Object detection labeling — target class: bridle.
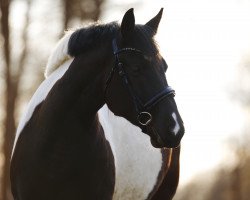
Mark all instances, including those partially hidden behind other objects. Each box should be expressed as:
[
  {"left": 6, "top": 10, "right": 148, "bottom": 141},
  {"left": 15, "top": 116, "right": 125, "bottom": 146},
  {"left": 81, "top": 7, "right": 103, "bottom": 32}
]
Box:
[{"left": 105, "top": 39, "right": 175, "bottom": 127}]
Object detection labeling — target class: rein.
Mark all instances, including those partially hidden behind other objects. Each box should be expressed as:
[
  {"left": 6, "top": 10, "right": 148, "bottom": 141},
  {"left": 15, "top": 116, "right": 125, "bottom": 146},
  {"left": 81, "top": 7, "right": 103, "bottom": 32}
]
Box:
[{"left": 105, "top": 39, "right": 175, "bottom": 127}]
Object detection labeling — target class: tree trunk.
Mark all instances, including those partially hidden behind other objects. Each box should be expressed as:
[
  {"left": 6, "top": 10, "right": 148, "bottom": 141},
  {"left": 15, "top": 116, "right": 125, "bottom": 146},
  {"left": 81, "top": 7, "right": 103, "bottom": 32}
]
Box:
[
  {"left": 62, "top": 0, "right": 104, "bottom": 30},
  {"left": 63, "top": 0, "right": 71, "bottom": 30},
  {"left": 0, "top": 0, "right": 105, "bottom": 199},
  {"left": 0, "top": 0, "right": 15, "bottom": 199},
  {"left": 0, "top": 0, "right": 31, "bottom": 199}
]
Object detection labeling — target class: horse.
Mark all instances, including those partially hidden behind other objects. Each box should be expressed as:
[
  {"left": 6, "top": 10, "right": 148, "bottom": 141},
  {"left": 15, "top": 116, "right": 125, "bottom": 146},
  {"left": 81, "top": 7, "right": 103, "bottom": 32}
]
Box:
[{"left": 10, "top": 8, "right": 184, "bottom": 200}]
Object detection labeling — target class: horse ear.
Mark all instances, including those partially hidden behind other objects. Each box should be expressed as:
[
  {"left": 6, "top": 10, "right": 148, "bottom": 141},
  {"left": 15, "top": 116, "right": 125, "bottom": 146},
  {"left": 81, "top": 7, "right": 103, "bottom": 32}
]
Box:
[
  {"left": 145, "top": 8, "right": 163, "bottom": 34},
  {"left": 121, "top": 8, "right": 135, "bottom": 39}
]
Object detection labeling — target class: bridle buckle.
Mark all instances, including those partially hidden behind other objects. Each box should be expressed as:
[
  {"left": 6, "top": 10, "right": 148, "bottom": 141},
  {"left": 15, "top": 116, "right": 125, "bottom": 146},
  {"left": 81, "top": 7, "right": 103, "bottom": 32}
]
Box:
[{"left": 138, "top": 112, "right": 152, "bottom": 126}]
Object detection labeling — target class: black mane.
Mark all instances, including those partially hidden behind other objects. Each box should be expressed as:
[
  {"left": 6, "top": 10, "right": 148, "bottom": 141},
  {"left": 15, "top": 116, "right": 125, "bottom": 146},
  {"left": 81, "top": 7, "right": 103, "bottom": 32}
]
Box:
[
  {"left": 68, "top": 22, "right": 119, "bottom": 57},
  {"left": 68, "top": 22, "right": 159, "bottom": 57}
]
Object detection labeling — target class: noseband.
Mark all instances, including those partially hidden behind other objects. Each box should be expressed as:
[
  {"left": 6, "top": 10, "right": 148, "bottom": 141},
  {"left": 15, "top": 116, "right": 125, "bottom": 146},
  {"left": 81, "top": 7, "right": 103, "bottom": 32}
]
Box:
[{"left": 105, "top": 39, "right": 175, "bottom": 127}]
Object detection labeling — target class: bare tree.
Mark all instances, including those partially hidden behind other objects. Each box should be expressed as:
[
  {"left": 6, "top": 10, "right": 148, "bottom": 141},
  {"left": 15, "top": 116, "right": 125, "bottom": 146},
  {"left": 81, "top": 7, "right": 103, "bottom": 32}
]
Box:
[
  {"left": 0, "top": 0, "right": 14, "bottom": 199},
  {"left": 0, "top": 0, "right": 31, "bottom": 199},
  {"left": 63, "top": 0, "right": 104, "bottom": 30},
  {"left": 0, "top": 0, "right": 106, "bottom": 199}
]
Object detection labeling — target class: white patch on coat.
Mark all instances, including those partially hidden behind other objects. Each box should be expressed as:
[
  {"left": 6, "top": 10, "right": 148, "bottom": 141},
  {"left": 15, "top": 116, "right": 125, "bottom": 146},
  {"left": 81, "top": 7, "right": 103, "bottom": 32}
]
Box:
[
  {"left": 172, "top": 112, "right": 180, "bottom": 136},
  {"left": 99, "top": 105, "right": 162, "bottom": 200},
  {"left": 44, "top": 31, "right": 73, "bottom": 78},
  {"left": 12, "top": 59, "right": 74, "bottom": 157}
]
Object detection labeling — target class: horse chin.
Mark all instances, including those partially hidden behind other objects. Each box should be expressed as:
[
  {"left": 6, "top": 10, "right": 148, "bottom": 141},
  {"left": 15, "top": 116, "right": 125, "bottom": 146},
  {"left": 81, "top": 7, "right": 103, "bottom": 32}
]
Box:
[
  {"left": 150, "top": 137, "right": 180, "bottom": 149},
  {"left": 150, "top": 137, "right": 165, "bottom": 148},
  {"left": 150, "top": 134, "right": 180, "bottom": 148},
  {"left": 142, "top": 126, "right": 181, "bottom": 148}
]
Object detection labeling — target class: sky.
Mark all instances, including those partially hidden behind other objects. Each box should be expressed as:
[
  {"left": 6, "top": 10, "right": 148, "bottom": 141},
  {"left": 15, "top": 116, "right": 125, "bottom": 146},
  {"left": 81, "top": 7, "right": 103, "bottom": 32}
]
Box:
[{"left": 103, "top": 0, "right": 250, "bottom": 185}]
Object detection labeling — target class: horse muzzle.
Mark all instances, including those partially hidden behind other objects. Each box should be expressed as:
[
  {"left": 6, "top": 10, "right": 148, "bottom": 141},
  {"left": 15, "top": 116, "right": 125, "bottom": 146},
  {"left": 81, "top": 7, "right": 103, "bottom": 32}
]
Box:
[{"left": 145, "top": 124, "right": 184, "bottom": 149}]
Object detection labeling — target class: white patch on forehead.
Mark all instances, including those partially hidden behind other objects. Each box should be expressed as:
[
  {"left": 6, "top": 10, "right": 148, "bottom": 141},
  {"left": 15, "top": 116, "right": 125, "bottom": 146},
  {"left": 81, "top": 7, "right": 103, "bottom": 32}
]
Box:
[
  {"left": 99, "top": 105, "right": 162, "bottom": 200},
  {"left": 12, "top": 59, "right": 74, "bottom": 157},
  {"left": 172, "top": 112, "right": 180, "bottom": 136},
  {"left": 44, "top": 31, "right": 73, "bottom": 78}
]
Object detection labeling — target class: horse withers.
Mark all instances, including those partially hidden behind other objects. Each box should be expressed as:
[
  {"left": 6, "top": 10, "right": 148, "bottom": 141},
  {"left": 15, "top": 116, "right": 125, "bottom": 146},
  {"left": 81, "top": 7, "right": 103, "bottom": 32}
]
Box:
[{"left": 11, "top": 8, "right": 184, "bottom": 200}]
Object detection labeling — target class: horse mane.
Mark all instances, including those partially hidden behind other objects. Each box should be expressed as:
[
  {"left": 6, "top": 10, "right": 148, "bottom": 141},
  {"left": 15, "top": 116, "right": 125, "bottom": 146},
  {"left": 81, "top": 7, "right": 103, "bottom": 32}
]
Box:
[
  {"left": 68, "top": 22, "right": 119, "bottom": 57},
  {"left": 44, "top": 22, "right": 119, "bottom": 78},
  {"left": 44, "top": 22, "right": 158, "bottom": 78},
  {"left": 44, "top": 31, "right": 73, "bottom": 78}
]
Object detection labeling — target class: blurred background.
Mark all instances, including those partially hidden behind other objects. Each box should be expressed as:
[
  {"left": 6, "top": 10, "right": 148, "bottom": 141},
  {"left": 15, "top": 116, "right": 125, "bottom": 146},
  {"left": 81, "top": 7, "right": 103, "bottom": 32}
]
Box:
[{"left": 0, "top": 0, "right": 250, "bottom": 199}]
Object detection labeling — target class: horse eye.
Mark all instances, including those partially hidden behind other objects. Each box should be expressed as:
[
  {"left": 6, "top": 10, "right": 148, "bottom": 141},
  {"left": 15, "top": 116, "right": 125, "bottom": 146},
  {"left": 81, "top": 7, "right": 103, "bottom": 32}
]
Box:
[
  {"left": 144, "top": 55, "right": 152, "bottom": 62},
  {"left": 131, "top": 65, "right": 140, "bottom": 73}
]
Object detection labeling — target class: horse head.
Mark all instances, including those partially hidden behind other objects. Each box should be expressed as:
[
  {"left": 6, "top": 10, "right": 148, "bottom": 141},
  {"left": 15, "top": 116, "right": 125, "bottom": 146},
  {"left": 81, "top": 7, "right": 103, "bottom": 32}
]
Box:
[{"left": 105, "top": 8, "right": 185, "bottom": 148}]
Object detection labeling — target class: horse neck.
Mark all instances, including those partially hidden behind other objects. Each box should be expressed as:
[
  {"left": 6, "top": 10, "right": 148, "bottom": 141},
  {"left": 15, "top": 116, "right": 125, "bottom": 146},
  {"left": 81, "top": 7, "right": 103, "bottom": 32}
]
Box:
[{"left": 41, "top": 48, "right": 112, "bottom": 126}]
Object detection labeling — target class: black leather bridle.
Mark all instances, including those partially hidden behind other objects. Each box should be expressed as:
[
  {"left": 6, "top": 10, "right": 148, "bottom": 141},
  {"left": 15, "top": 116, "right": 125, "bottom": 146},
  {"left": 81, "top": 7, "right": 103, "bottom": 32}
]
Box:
[{"left": 105, "top": 39, "right": 175, "bottom": 127}]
